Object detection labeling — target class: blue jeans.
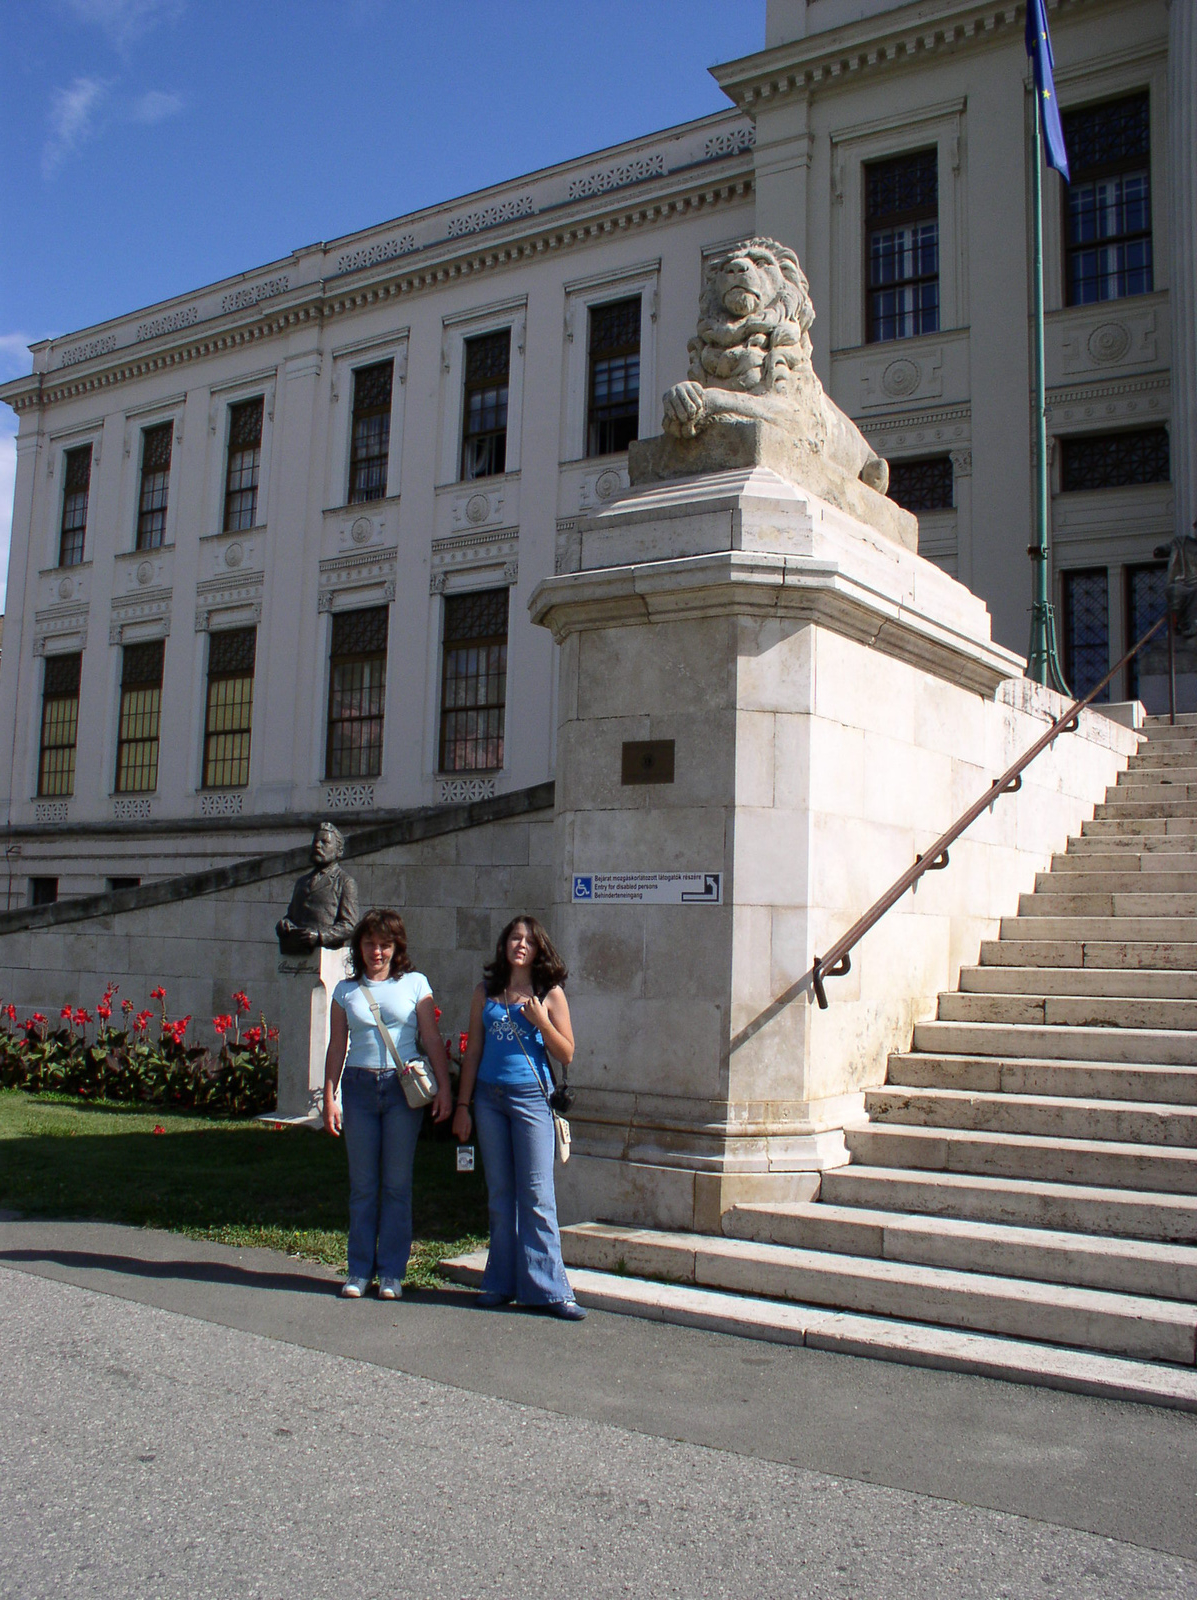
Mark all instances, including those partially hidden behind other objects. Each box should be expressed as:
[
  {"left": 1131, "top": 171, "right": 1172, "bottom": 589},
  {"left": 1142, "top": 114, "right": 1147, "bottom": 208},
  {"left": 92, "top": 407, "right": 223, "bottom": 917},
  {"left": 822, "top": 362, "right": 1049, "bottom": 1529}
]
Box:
[
  {"left": 340, "top": 1067, "right": 425, "bottom": 1282},
  {"left": 474, "top": 1079, "right": 573, "bottom": 1305}
]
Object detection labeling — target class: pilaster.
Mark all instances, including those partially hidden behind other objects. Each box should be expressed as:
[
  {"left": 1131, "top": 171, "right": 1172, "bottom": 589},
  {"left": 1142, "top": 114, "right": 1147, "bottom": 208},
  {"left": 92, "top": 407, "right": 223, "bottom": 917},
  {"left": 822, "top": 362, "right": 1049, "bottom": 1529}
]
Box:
[{"left": 1168, "top": 0, "right": 1197, "bottom": 541}]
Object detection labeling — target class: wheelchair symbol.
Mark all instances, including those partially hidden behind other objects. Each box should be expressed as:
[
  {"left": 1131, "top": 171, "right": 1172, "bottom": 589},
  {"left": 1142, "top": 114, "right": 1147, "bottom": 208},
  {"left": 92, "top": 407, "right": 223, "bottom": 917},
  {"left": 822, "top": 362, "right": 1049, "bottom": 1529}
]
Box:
[{"left": 572, "top": 876, "right": 594, "bottom": 901}]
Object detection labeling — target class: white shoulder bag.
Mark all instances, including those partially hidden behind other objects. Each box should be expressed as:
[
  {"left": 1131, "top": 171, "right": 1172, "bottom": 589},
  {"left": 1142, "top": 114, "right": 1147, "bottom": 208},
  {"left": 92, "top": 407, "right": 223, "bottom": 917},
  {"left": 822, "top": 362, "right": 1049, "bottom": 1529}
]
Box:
[{"left": 361, "top": 987, "right": 437, "bottom": 1108}]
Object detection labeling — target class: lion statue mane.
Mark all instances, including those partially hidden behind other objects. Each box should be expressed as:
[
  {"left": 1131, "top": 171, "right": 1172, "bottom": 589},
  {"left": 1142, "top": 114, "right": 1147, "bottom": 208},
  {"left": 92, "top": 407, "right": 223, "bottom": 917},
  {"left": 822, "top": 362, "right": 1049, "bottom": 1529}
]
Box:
[{"left": 661, "top": 237, "right": 889, "bottom": 495}]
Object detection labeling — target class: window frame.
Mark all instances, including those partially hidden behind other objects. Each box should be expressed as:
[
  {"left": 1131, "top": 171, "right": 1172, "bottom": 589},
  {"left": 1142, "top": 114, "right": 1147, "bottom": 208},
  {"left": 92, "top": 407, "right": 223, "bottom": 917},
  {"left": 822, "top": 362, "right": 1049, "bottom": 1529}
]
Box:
[
  {"left": 222, "top": 396, "right": 265, "bottom": 533},
  {"left": 37, "top": 652, "right": 82, "bottom": 799},
  {"left": 438, "top": 298, "right": 526, "bottom": 486},
  {"left": 585, "top": 295, "right": 642, "bottom": 459},
  {"left": 1058, "top": 426, "right": 1170, "bottom": 492},
  {"left": 135, "top": 420, "right": 174, "bottom": 551},
  {"left": 325, "top": 606, "right": 389, "bottom": 781},
  {"left": 863, "top": 146, "right": 941, "bottom": 345},
  {"left": 1061, "top": 91, "right": 1153, "bottom": 308},
  {"left": 114, "top": 638, "right": 166, "bottom": 795},
  {"left": 885, "top": 455, "right": 955, "bottom": 513},
  {"left": 201, "top": 626, "right": 257, "bottom": 790},
  {"left": 437, "top": 586, "right": 509, "bottom": 775},
  {"left": 347, "top": 359, "right": 394, "bottom": 505},
  {"left": 1061, "top": 567, "right": 1111, "bottom": 704},
  {"left": 459, "top": 329, "right": 511, "bottom": 482},
  {"left": 58, "top": 444, "right": 93, "bottom": 569}
]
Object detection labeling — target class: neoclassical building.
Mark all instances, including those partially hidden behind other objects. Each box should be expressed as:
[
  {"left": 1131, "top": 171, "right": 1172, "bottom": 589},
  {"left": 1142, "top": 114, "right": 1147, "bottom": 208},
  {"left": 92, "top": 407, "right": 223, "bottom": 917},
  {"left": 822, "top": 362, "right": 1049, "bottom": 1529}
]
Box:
[{"left": 0, "top": 0, "right": 1191, "bottom": 903}]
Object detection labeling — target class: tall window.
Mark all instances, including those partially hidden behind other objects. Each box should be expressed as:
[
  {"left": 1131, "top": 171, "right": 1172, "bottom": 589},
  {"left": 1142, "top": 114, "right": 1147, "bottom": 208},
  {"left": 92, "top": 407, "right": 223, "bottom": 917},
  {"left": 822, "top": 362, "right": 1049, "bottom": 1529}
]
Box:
[
  {"left": 886, "top": 456, "right": 954, "bottom": 513},
  {"left": 223, "top": 397, "right": 263, "bottom": 531},
  {"left": 202, "top": 627, "right": 256, "bottom": 789},
  {"left": 326, "top": 607, "right": 388, "bottom": 779},
  {"left": 37, "top": 652, "right": 82, "bottom": 798},
  {"left": 348, "top": 360, "right": 393, "bottom": 504},
  {"left": 587, "top": 297, "right": 640, "bottom": 457},
  {"left": 115, "top": 639, "right": 165, "bottom": 793},
  {"left": 1062, "top": 569, "right": 1109, "bottom": 703},
  {"left": 1126, "top": 563, "right": 1166, "bottom": 707},
  {"left": 135, "top": 422, "right": 173, "bottom": 550},
  {"left": 1063, "top": 92, "right": 1152, "bottom": 305},
  {"left": 865, "top": 148, "right": 939, "bottom": 343},
  {"left": 1059, "top": 427, "right": 1169, "bottom": 491},
  {"left": 461, "top": 330, "right": 510, "bottom": 480},
  {"left": 439, "top": 588, "right": 508, "bottom": 773},
  {"left": 58, "top": 445, "right": 92, "bottom": 567}
]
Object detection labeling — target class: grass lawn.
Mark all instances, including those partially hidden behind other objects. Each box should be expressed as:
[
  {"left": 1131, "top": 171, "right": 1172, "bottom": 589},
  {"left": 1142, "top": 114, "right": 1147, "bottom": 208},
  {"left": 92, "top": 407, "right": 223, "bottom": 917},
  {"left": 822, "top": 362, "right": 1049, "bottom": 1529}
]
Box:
[{"left": 0, "top": 1089, "right": 488, "bottom": 1287}]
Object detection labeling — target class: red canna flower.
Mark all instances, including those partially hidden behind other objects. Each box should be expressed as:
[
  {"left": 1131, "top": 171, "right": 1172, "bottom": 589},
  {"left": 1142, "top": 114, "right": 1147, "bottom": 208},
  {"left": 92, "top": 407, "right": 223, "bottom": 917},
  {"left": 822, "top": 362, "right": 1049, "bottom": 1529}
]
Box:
[
  {"left": 121, "top": 999, "right": 134, "bottom": 1015},
  {"left": 61, "top": 1004, "right": 73, "bottom": 1021},
  {"left": 96, "top": 1003, "right": 112, "bottom": 1022},
  {"left": 132, "top": 1010, "right": 153, "bottom": 1034},
  {"left": 434, "top": 1005, "right": 443, "bottom": 1021},
  {"left": 266, "top": 1025, "right": 279, "bottom": 1042},
  {"left": 3, "top": 1003, "right": 16, "bottom": 1023},
  {"left": 459, "top": 1032, "right": 470, "bottom": 1057},
  {"left": 150, "top": 986, "right": 166, "bottom": 1001},
  {"left": 74, "top": 1009, "right": 92, "bottom": 1026},
  {"left": 28, "top": 1013, "right": 46, "bottom": 1027},
  {"left": 152, "top": 1125, "right": 165, "bottom": 1135},
  {"left": 212, "top": 1015, "right": 233, "bottom": 1036},
  {"left": 243, "top": 1025, "right": 262, "bottom": 1047},
  {"left": 232, "top": 991, "right": 251, "bottom": 1014}
]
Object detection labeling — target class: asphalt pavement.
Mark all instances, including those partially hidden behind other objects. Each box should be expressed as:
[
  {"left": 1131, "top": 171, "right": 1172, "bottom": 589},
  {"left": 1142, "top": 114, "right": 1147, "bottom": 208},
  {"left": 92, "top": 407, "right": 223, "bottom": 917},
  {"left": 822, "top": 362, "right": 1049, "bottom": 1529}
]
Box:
[{"left": 1, "top": 1215, "right": 1195, "bottom": 1599}]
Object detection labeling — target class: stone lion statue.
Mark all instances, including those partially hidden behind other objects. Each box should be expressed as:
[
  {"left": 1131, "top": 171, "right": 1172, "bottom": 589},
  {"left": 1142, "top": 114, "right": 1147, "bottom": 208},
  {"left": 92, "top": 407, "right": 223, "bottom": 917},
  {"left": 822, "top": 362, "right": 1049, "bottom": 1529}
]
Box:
[{"left": 662, "top": 237, "right": 889, "bottom": 495}]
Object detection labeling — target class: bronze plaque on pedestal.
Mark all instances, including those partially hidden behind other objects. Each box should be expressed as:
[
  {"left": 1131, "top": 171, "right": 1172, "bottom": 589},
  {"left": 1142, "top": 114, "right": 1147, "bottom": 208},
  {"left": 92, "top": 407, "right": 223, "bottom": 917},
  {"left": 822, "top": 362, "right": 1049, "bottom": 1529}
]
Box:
[{"left": 621, "top": 739, "right": 675, "bottom": 785}]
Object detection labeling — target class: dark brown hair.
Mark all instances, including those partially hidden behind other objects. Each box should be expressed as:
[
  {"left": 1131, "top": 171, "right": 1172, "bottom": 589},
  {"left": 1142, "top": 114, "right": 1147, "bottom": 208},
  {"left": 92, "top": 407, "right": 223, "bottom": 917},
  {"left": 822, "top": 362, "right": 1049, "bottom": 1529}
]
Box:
[
  {"left": 484, "top": 915, "right": 567, "bottom": 998},
  {"left": 349, "top": 908, "right": 414, "bottom": 980}
]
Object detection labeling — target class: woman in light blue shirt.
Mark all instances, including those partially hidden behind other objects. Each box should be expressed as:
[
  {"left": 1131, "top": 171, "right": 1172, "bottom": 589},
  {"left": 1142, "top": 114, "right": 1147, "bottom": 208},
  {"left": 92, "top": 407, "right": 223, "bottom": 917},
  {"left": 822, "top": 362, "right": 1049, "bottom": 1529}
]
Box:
[{"left": 323, "top": 908, "right": 451, "bottom": 1299}]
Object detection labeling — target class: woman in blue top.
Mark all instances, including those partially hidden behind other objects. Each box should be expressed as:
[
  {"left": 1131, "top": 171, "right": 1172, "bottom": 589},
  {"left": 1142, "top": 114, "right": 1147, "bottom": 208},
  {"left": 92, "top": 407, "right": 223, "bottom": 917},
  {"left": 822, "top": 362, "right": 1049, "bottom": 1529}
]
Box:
[
  {"left": 323, "top": 908, "right": 451, "bottom": 1299},
  {"left": 452, "top": 915, "right": 585, "bottom": 1319}
]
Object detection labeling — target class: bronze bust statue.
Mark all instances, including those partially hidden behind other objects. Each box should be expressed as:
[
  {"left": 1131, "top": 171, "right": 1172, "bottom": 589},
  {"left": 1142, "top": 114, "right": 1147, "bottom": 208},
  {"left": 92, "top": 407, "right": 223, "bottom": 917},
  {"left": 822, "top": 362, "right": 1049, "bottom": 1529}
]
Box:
[{"left": 276, "top": 822, "right": 360, "bottom": 954}]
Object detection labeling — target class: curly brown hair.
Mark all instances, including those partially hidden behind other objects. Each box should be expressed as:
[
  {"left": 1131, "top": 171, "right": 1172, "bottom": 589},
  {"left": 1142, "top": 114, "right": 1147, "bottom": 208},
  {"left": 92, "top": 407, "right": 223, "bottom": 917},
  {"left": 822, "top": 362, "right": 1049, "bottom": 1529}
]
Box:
[
  {"left": 349, "top": 908, "right": 414, "bottom": 980},
  {"left": 484, "top": 914, "right": 567, "bottom": 999}
]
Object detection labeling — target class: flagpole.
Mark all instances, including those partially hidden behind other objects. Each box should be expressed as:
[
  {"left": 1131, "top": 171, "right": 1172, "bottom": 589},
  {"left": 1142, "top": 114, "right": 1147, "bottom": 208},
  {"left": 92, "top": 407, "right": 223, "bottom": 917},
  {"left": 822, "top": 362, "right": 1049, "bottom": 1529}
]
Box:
[{"left": 1028, "top": 82, "right": 1069, "bottom": 691}]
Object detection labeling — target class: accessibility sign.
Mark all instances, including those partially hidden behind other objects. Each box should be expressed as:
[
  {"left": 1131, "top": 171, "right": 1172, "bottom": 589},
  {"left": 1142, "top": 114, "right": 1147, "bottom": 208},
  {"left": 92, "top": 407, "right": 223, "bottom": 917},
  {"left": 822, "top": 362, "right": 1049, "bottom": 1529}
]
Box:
[{"left": 571, "top": 872, "right": 722, "bottom": 905}]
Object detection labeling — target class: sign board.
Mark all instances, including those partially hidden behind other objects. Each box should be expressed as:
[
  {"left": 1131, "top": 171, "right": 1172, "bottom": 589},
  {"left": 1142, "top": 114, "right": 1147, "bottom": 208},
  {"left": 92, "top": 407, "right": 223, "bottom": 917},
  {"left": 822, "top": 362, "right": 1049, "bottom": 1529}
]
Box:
[{"left": 571, "top": 872, "right": 722, "bottom": 905}]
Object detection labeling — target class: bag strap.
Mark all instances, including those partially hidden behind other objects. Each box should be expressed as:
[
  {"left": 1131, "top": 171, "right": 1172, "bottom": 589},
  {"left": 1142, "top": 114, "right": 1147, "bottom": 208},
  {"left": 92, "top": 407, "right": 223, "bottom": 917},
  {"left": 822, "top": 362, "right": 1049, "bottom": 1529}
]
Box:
[
  {"left": 360, "top": 985, "right": 406, "bottom": 1072},
  {"left": 503, "top": 997, "right": 557, "bottom": 1109}
]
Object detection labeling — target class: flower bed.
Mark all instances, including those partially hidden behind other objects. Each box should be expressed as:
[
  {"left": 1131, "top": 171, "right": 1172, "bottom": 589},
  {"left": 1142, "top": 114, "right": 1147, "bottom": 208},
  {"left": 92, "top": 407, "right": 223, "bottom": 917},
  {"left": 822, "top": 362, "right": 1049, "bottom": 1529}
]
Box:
[{"left": 0, "top": 985, "right": 279, "bottom": 1117}]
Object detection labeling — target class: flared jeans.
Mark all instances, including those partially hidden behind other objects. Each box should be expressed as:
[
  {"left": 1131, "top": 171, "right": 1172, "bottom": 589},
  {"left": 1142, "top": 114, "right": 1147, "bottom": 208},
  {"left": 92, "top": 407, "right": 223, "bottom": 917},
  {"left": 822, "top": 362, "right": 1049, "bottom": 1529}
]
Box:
[
  {"left": 473, "top": 1079, "right": 573, "bottom": 1305},
  {"left": 340, "top": 1066, "right": 425, "bottom": 1283}
]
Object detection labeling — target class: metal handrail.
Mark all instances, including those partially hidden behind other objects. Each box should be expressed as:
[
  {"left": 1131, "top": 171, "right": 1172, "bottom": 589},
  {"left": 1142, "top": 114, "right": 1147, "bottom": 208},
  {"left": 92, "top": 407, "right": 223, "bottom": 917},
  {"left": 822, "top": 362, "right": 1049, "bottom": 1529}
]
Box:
[{"left": 810, "top": 614, "right": 1171, "bottom": 1009}]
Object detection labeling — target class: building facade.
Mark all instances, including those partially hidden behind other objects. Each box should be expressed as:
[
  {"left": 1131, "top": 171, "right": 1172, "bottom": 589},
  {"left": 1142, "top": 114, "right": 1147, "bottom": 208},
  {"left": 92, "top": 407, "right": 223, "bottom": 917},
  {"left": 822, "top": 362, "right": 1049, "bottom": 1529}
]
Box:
[{"left": 0, "top": 0, "right": 1192, "bottom": 904}]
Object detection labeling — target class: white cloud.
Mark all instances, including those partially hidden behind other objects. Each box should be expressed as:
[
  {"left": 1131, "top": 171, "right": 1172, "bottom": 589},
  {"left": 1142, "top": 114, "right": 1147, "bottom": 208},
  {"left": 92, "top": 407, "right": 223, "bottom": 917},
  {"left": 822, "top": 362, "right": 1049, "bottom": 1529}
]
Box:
[
  {"left": 63, "top": 0, "right": 184, "bottom": 49},
  {"left": 129, "top": 88, "right": 183, "bottom": 124},
  {"left": 42, "top": 76, "right": 109, "bottom": 177}
]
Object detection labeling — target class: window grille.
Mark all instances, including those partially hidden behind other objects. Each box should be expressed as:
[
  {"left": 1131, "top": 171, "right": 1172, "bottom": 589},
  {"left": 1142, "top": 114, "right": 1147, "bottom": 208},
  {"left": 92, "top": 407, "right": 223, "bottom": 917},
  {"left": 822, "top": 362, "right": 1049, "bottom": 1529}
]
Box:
[
  {"left": 223, "top": 397, "right": 264, "bottom": 532},
  {"left": 136, "top": 422, "right": 173, "bottom": 550},
  {"left": 115, "top": 638, "right": 165, "bottom": 793},
  {"left": 348, "top": 360, "right": 393, "bottom": 504},
  {"left": 202, "top": 627, "right": 256, "bottom": 789},
  {"left": 461, "top": 330, "right": 510, "bottom": 480},
  {"left": 59, "top": 445, "right": 92, "bottom": 568},
  {"left": 1062, "top": 569, "right": 1110, "bottom": 703},
  {"left": 326, "top": 606, "right": 388, "bottom": 779},
  {"left": 1063, "top": 93, "right": 1152, "bottom": 305},
  {"left": 587, "top": 297, "right": 640, "bottom": 457},
  {"left": 1126, "top": 563, "right": 1167, "bottom": 708},
  {"left": 439, "top": 588, "right": 508, "bottom": 773},
  {"left": 1059, "top": 428, "right": 1169, "bottom": 491},
  {"left": 886, "top": 456, "right": 954, "bottom": 513},
  {"left": 37, "top": 652, "right": 82, "bottom": 798},
  {"left": 865, "top": 148, "right": 939, "bottom": 343}
]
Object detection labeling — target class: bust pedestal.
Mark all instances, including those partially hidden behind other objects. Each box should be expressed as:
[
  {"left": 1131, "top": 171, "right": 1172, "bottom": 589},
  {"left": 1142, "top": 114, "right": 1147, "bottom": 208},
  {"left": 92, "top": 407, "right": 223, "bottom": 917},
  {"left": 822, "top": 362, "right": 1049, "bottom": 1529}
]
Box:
[{"left": 274, "top": 946, "right": 348, "bottom": 1118}]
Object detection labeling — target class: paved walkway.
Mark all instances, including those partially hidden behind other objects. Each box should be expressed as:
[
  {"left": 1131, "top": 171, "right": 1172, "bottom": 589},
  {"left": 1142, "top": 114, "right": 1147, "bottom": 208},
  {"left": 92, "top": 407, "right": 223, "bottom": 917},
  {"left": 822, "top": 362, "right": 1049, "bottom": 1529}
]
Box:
[{"left": 1, "top": 1217, "right": 1194, "bottom": 1599}]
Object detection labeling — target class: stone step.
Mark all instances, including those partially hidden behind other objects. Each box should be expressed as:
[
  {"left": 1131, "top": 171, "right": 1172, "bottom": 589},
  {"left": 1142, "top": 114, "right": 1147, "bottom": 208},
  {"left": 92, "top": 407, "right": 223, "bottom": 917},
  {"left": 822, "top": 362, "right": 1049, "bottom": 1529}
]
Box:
[
  {"left": 938, "top": 990, "right": 1197, "bottom": 1031},
  {"left": 555, "top": 1223, "right": 1197, "bottom": 1364},
  {"left": 845, "top": 1122, "right": 1197, "bottom": 1195},
  {"left": 1132, "top": 748, "right": 1197, "bottom": 769},
  {"left": 1082, "top": 816, "right": 1197, "bottom": 836},
  {"left": 1118, "top": 773, "right": 1197, "bottom": 793},
  {"left": 1036, "top": 870, "right": 1197, "bottom": 893},
  {"left": 981, "top": 938, "right": 1197, "bottom": 969},
  {"left": 1119, "top": 763, "right": 1197, "bottom": 782},
  {"left": 865, "top": 1083, "right": 1197, "bottom": 1148},
  {"left": 913, "top": 1017, "right": 1197, "bottom": 1065},
  {"left": 998, "top": 913, "right": 1197, "bottom": 941},
  {"left": 887, "top": 1050, "right": 1197, "bottom": 1105},
  {"left": 1018, "top": 891, "right": 1197, "bottom": 916},
  {"left": 723, "top": 1200, "right": 1197, "bottom": 1302},
  {"left": 1095, "top": 798, "right": 1197, "bottom": 819},
  {"left": 961, "top": 964, "right": 1197, "bottom": 998},
  {"left": 1069, "top": 831, "right": 1197, "bottom": 852},
  {"left": 820, "top": 1164, "right": 1197, "bottom": 1243},
  {"left": 1048, "top": 853, "right": 1197, "bottom": 875},
  {"left": 441, "top": 1247, "right": 1197, "bottom": 1412}
]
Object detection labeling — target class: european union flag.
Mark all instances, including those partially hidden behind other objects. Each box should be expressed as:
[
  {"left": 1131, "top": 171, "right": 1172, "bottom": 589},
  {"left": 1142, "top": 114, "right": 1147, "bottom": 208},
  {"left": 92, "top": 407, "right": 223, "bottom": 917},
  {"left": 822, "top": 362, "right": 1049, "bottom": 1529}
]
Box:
[{"left": 1026, "top": 0, "right": 1071, "bottom": 180}]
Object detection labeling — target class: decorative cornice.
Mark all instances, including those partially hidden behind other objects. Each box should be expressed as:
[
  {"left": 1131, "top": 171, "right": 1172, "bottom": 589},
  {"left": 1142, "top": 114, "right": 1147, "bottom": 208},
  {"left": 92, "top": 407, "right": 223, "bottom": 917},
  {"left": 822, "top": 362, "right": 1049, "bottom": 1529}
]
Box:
[
  {"left": 1, "top": 170, "right": 753, "bottom": 417},
  {"left": 711, "top": 0, "right": 1099, "bottom": 106}
]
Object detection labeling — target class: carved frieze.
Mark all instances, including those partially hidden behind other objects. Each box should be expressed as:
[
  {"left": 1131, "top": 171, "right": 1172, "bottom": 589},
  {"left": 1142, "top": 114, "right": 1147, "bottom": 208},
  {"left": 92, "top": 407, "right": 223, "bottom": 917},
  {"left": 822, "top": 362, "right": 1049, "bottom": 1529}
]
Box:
[
  {"left": 318, "top": 547, "right": 398, "bottom": 612},
  {"left": 110, "top": 587, "right": 172, "bottom": 645},
  {"left": 438, "top": 777, "right": 496, "bottom": 805},
  {"left": 430, "top": 528, "right": 519, "bottom": 594},
  {"left": 33, "top": 603, "right": 89, "bottom": 656},
  {"left": 195, "top": 569, "right": 264, "bottom": 632},
  {"left": 1058, "top": 303, "right": 1161, "bottom": 377}
]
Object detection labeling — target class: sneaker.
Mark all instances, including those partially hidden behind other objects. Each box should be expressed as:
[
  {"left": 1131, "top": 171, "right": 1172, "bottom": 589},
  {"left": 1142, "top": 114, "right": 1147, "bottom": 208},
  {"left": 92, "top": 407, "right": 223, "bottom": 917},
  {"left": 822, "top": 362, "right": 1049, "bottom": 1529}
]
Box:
[
  {"left": 378, "top": 1279, "right": 403, "bottom": 1301},
  {"left": 549, "top": 1299, "right": 587, "bottom": 1321},
  {"left": 340, "top": 1277, "right": 369, "bottom": 1299}
]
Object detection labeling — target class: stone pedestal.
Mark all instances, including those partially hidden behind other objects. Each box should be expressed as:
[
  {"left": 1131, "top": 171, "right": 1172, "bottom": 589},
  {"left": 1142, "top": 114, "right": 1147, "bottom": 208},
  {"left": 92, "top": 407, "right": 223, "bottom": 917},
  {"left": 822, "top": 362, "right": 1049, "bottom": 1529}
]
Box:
[
  {"left": 531, "top": 459, "right": 1134, "bottom": 1233},
  {"left": 274, "top": 946, "right": 349, "bottom": 1117}
]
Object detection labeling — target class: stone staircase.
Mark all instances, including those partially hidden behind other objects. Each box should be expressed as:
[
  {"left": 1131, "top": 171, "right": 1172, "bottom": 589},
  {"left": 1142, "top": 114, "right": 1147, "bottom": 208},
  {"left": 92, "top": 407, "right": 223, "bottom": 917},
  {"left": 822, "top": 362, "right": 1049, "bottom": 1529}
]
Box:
[{"left": 547, "top": 714, "right": 1197, "bottom": 1405}]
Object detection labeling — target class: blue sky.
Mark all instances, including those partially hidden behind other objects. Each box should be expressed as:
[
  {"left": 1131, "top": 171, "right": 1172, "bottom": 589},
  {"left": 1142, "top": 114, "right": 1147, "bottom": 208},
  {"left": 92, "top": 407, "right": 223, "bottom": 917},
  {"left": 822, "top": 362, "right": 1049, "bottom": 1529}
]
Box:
[{"left": 0, "top": 0, "right": 766, "bottom": 609}]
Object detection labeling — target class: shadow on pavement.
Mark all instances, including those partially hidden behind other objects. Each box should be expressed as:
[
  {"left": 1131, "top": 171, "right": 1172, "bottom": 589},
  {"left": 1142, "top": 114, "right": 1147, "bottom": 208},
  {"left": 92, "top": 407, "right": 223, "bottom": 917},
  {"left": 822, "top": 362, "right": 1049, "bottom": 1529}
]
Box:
[{"left": 0, "top": 1247, "right": 336, "bottom": 1295}]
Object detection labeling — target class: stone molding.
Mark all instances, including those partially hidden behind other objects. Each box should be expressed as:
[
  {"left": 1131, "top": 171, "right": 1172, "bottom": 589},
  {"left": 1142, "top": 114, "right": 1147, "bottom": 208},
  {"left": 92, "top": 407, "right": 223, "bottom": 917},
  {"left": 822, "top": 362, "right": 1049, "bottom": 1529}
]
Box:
[
  {"left": 430, "top": 528, "right": 519, "bottom": 594},
  {"left": 531, "top": 548, "right": 1021, "bottom": 696},
  {"left": 194, "top": 569, "right": 265, "bottom": 631},
  {"left": 317, "top": 546, "right": 398, "bottom": 612},
  {"left": 437, "top": 776, "right": 497, "bottom": 804},
  {"left": 109, "top": 588, "right": 171, "bottom": 646}
]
